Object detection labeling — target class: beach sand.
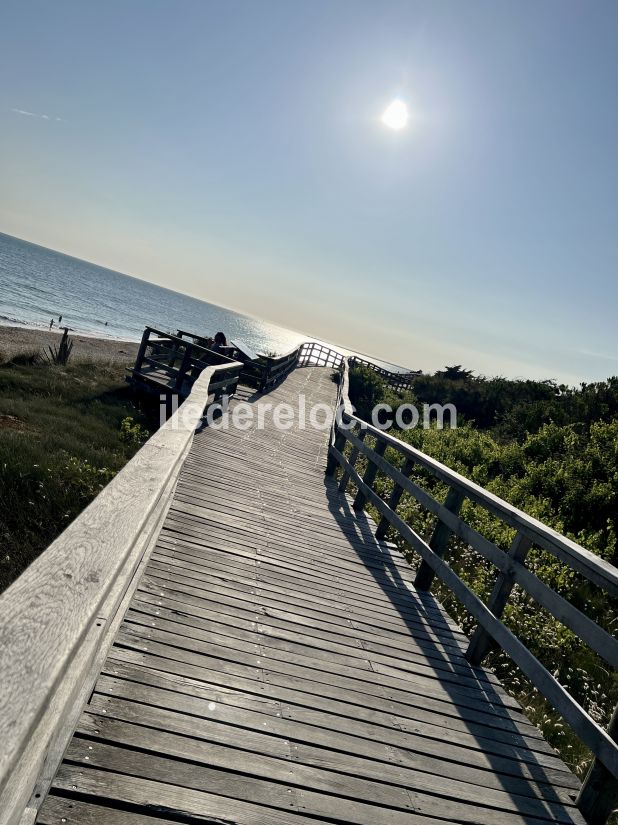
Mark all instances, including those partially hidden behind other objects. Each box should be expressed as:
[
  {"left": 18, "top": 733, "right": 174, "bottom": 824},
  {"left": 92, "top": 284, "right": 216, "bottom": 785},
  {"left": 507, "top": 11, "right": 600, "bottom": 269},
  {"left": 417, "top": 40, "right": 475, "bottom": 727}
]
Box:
[{"left": 0, "top": 325, "right": 139, "bottom": 364}]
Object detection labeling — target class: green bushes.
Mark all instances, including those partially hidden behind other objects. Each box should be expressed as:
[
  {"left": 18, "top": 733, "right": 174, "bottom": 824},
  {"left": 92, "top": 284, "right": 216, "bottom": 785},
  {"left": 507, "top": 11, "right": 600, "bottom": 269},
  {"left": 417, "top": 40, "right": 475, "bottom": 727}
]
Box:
[
  {"left": 119, "top": 416, "right": 150, "bottom": 447},
  {"left": 348, "top": 365, "right": 417, "bottom": 423},
  {"left": 348, "top": 366, "right": 387, "bottom": 420},
  {"left": 0, "top": 360, "right": 151, "bottom": 591},
  {"left": 409, "top": 369, "right": 618, "bottom": 436},
  {"left": 6, "top": 349, "right": 41, "bottom": 366}
]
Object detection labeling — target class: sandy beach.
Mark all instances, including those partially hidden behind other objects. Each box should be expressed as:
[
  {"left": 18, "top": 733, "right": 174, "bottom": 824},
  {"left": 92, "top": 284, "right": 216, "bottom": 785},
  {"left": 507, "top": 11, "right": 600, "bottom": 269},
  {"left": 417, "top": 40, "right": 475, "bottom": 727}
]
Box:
[{"left": 0, "top": 325, "right": 139, "bottom": 364}]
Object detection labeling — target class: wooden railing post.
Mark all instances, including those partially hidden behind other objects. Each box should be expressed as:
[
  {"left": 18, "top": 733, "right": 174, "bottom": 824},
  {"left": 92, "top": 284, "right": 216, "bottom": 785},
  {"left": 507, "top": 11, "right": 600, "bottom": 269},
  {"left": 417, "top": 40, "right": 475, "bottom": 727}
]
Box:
[
  {"left": 414, "top": 487, "right": 465, "bottom": 591},
  {"left": 465, "top": 531, "right": 532, "bottom": 666},
  {"left": 135, "top": 328, "right": 150, "bottom": 371},
  {"left": 326, "top": 430, "right": 345, "bottom": 477},
  {"left": 175, "top": 344, "right": 194, "bottom": 393},
  {"left": 577, "top": 704, "right": 618, "bottom": 825},
  {"left": 375, "top": 457, "right": 414, "bottom": 540},
  {"left": 338, "top": 429, "right": 366, "bottom": 493},
  {"left": 326, "top": 360, "right": 349, "bottom": 477},
  {"left": 258, "top": 358, "right": 272, "bottom": 393},
  {"left": 353, "top": 439, "right": 387, "bottom": 510}
]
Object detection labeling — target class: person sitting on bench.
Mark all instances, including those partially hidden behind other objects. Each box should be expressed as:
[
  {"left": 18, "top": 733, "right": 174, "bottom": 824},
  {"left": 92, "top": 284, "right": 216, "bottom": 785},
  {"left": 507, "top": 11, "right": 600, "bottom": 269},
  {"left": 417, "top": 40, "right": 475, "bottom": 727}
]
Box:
[
  {"left": 211, "top": 331, "right": 227, "bottom": 352},
  {"left": 211, "top": 331, "right": 236, "bottom": 358}
]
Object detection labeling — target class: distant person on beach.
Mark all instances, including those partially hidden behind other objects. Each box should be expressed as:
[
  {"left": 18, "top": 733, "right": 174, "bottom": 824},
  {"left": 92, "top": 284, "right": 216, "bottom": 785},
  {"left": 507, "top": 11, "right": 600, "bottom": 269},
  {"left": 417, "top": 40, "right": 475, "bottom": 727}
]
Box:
[
  {"left": 58, "top": 315, "right": 62, "bottom": 324},
  {"left": 49, "top": 318, "right": 54, "bottom": 329}
]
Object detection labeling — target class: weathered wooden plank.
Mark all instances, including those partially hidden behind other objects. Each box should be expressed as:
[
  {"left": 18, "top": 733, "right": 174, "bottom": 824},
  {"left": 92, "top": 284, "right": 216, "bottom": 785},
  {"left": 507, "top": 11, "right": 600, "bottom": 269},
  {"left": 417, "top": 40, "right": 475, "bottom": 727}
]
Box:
[
  {"left": 73, "top": 713, "right": 580, "bottom": 825},
  {"left": 92, "top": 673, "right": 574, "bottom": 803},
  {"left": 105, "top": 645, "right": 554, "bottom": 752},
  {"left": 116, "top": 620, "right": 518, "bottom": 712},
  {"left": 144, "top": 558, "right": 476, "bottom": 665},
  {"left": 105, "top": 647, "right": 580, "bottom": 791},
  {"left": 118, "top": 600, "right": 527, "bottom": 726},
  {"left": 66, "top": 736, "right": 298, "bottom": 809},
  {"left": 126, "top": 587, "right": 499, "bottom": 691},
  {"left": 152, "top": 540, "right": 450, "bottom": 623},
  {"left": 141, "top": 566, "right": 476, "bottom": 664},
  {"left": 139, "top": 571, "right": 459, "bottom": 652},
  {"left": 50, "top": 765, "right": 317, "bottom": 825},
  {"left": 101, "top": 651, "right": 545, "bottom": 745},
  {"left": 111, "top": 628, "right": 569, "bottom": 777},
  {"left": 37, "top": 796, "right": 182, "bottom": 825}
]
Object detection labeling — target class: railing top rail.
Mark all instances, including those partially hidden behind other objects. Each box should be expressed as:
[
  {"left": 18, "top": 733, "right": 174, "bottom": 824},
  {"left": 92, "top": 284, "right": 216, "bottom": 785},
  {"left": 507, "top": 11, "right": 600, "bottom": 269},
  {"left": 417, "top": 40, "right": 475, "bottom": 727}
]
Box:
[
  {"left": 143, "top": 325, "right": 187, "bottom": 340},
  {"left": 337, "top": 358, "right": 618, "bottom": 596},
  {"left": 146, "top": 331, "right": 412, "bottom": 384},
  {"left": 141, "top": 327, "right": 237, "bottom": 365},
  {"left": 0, "top": 359, "right": 242, "bottom": 823},
  {"left": 339, "top": 357, "right": 353, "bottom": 417},
  {"left": 175, "top": 328, "right": 208, "bottom": 340},
  {"left": 256, "top": 344, "right": 302, "bottom": 363}
]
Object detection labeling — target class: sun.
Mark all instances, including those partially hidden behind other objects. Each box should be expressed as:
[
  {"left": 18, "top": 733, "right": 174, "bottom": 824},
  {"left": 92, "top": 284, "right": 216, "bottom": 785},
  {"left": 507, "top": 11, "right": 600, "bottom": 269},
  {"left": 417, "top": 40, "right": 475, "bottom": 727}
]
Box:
[{"left": 381, "top": 99, "right": 408, "bottom": 131}]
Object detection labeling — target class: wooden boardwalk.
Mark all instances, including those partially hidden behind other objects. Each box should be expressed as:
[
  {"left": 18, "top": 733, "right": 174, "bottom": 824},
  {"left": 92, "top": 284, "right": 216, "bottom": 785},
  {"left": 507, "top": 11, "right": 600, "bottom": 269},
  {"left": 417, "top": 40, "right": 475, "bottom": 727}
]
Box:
[{"left": 36, "top": 368, "right": 586, "bottom": 825}]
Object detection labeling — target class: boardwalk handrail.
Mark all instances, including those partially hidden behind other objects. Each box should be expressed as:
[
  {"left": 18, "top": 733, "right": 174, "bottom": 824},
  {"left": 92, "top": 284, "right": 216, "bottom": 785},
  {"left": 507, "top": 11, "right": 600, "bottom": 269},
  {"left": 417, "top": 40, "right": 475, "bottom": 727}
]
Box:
[
  {"left": 252, "top": 341, "right": 342, "bottom": 391},
  {"left": 134, "top": 328, "right": 417, "bottom": 395},
  {"left": 128, "top": 326, "right": 240, "bottom": 399},
  {"left": 327, "top": 357, "right": 618, "bottom": 825},
  {"left": 348, "top": 354, "right": 419, "bottom": 391},
  {"left": 256, "top": 344, "right": 302, "bottom": 392},
  {"left": 297, "top": 341, "right": 418, "bottom": 391},
  {"left": 298, "top": 341, "right": 344, "bottom": 370},
  {"left": 0, "top": 360, "right": 242, "bottom": 825}
]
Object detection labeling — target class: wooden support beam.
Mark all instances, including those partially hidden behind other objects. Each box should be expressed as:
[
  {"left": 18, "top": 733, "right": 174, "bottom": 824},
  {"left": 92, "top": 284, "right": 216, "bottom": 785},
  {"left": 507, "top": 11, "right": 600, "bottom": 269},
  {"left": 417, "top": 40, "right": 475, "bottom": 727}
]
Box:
[
  {"left": 325, "top": 428, "right": 346, "bottom": 477},
  {"left": 174, "top": 346, "right": 193, "bottom": 393},
  {"left": 375, "top": 457, "right": 414, "bottom": 540},
  {"left": 577, "top": 704, "right": 618, "bottom": 825},
  {"left": 414, "top": 487, "right": 465, "bottom": 591},
  {"left": 353, "top": 438, "right": 386, "bottom": 510},
  {"left": 134, "top": 328, "right": 150, "bottom": 373},
  {"left": 338, "top": 429, "right": 367, "bottom": 493},
  {"left": 466, "top": 531, "right": 532, "bottom": 666}
]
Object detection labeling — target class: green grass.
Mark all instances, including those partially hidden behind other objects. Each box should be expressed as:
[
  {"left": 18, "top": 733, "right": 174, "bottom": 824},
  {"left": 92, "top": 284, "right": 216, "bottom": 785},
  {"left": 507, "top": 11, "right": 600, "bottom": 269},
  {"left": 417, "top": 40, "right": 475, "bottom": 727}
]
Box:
[{"left": 0, "top": 356, "right": 151, "bottom": 592}]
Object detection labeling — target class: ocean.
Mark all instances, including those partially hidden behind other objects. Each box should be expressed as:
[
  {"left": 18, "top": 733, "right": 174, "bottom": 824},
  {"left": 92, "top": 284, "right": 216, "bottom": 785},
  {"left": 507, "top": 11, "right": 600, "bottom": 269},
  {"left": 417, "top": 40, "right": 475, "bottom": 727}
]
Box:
[
  {"left": 0, "top": 232, "right": 411, "bottom": 371},
  {"left": 0, "top": 232, "right": 315, "bottom": 357}
]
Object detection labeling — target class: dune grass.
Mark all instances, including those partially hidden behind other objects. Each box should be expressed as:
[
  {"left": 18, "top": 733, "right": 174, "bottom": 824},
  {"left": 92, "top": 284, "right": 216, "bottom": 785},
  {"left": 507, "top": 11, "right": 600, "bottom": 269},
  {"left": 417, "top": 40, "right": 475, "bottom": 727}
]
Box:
[{"left": 0, "top": 356, "right": 151, "bottom": 592}]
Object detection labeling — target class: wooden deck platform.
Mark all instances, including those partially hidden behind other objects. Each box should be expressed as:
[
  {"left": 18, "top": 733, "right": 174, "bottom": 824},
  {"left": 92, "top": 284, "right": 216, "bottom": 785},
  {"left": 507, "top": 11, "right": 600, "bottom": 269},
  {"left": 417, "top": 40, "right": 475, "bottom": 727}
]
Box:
[{"left": 36, "top": 368, "right": 586, "bottom": 825}]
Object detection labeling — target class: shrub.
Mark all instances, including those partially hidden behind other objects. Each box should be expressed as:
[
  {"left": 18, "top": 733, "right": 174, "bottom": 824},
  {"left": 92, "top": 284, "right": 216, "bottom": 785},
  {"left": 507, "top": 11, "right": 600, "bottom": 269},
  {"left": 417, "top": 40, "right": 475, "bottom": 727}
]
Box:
[
  {"left": 348, "top": 366, "right": 387, "bottom": 420},
  {"left": 119, "top": 416, "right": 150, "bottom": 447},
  {"left": 8, "top": 349, "right": 42, "bottom": 366}
]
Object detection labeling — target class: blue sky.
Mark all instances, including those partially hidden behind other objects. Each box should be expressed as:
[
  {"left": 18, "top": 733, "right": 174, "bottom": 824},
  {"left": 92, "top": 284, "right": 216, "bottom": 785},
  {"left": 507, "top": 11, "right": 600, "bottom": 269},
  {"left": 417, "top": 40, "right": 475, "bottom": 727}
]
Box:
[{"left": 1, "top": 0, "right": 617, "bottom": 383}]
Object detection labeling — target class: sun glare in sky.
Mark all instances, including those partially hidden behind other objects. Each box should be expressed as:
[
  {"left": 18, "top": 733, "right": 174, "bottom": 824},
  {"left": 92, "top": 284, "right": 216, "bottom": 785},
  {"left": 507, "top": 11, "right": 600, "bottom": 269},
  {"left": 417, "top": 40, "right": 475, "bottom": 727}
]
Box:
[{"left": 381, "top": 99, "right": 409, "bottom": 130}]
